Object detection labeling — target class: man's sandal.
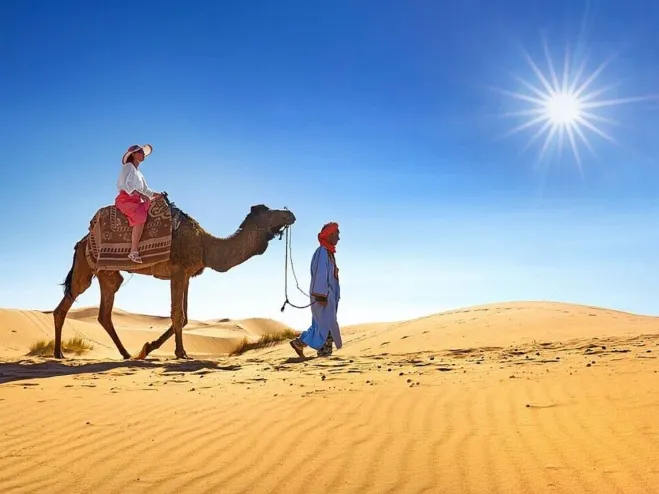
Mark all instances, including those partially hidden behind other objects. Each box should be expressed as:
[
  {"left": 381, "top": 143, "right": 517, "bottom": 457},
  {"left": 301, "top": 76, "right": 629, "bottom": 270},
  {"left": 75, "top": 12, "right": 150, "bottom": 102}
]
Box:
[{"left": 290, "top": 338, "right": 305, "bottom": 357}]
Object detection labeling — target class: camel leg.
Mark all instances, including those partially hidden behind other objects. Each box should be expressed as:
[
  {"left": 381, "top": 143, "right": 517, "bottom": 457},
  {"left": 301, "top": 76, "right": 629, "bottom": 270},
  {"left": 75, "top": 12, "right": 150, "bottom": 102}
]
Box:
[
  {"left": 172, "top": 273, "right": 190, "bottom": 359},
  {"left": 96, "top": 271, "right": 131, "bottom": 359},
  {"left": 53, "top": 239, "right": 94, "bottom": 359},
  {"left": 135, "top": 326, "right": 174, "bottom": 360},
  {"left": 135, "top": 277, "right": 190, "bottom": 359},
  {"left": 183, "top": 277, "right": 189, "bottom": 327}
]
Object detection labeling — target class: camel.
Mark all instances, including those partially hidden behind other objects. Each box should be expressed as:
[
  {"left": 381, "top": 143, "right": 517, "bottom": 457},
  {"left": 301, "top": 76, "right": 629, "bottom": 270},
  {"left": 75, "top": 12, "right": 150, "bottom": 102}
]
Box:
[{"left": 52, "top": 199, "right": 296, "bottom": 360}]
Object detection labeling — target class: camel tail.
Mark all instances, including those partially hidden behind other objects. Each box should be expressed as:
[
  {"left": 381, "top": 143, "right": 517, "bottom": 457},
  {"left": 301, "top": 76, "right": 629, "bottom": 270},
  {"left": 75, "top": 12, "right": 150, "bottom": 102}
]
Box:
[
  {"left": 61, "top": 243, "right": 78, "bottom": 298},
  {"left": 61, "top": 237, "right": 87, "bottom": 300}
]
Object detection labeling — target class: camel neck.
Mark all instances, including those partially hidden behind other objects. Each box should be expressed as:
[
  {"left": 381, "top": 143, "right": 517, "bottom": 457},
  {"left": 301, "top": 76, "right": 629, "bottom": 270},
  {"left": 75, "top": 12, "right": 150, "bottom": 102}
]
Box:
[{"left": 201, "top": 227, "right": 268, "bottom": 272}]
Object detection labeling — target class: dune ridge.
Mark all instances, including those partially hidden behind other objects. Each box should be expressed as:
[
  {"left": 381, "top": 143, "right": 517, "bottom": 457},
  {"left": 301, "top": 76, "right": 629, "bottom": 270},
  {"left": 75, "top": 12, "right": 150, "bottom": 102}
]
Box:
[
  {"left": 1, "top": 300, "right": 658, "bottom": 493},
  {"left": 0, "top": 306, "right": 295, "bottom": 359}
]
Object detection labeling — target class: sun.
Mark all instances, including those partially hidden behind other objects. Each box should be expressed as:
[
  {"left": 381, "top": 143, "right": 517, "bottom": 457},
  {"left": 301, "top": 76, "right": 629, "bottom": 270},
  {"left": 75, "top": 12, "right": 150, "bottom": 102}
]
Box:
[
  {"left": 492, "top": 38, "right": 657, "bottom": 173},
  {"left": 545, "top": 91, "right": 582, "bottom": 125}
]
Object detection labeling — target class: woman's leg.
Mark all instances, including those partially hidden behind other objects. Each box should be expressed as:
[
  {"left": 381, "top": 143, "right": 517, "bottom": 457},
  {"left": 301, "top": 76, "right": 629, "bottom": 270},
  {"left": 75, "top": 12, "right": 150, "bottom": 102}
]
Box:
[
  {"left": 116, "top": 193, "right": 150, "bottom": 263},
  {"left": 128, "top": 222, "right": 146, "bottom": 262},
  {"left": 131, "top": 223, "right": 145, "bottom": 253}
]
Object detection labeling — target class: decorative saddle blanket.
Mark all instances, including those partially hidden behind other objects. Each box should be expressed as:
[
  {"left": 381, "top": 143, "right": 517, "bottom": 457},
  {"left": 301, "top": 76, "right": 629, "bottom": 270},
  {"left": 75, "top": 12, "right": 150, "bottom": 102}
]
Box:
[{"left": 85, "top": 198, "right": 173, "bottom": 272}]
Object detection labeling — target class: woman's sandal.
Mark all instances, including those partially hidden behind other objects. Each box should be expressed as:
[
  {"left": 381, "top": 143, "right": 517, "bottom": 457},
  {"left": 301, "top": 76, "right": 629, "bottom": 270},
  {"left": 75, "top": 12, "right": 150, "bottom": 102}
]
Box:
[{"left": 128, "top": 251, "right": 143, "bottom": 263}]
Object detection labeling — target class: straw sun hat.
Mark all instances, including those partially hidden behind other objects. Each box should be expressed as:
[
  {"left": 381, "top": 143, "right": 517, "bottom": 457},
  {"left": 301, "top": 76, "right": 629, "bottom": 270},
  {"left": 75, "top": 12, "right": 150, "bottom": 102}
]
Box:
[{"left": 122, "top": 144, "right": 153, "bottom": 165}]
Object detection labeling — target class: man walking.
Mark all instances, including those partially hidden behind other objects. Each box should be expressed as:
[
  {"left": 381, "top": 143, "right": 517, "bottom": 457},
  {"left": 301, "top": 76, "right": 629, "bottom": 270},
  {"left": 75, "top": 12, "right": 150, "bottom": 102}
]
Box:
[{"left": 290, "top": 222, "right": 342, "bottom": 357}]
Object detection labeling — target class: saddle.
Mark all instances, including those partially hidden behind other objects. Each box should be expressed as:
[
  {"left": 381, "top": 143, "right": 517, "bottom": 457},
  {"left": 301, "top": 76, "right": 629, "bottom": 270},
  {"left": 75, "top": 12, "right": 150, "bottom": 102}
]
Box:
[{"left": 85, "top": 196, "right": 174, "bottom": 272}]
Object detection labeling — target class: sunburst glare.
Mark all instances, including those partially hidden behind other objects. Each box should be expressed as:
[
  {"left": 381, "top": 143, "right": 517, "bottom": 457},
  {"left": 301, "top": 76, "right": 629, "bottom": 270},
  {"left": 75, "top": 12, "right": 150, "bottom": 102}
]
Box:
[
  {"left": 493, "top": 39, "right": 657, "bottom": 174},
  {"left": 545, "top": 92, "right": 581, "bottom": 124}
]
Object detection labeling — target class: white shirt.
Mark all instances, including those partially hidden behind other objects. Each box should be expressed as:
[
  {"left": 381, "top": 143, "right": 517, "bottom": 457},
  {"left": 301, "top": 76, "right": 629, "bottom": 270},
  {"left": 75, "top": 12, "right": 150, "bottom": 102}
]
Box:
[{"left": 117, "top": 163, "right": 156, "bottom": 199}]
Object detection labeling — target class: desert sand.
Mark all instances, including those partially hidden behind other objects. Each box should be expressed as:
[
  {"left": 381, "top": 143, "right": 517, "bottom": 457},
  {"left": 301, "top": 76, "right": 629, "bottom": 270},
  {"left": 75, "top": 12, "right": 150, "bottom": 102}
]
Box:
[{"left": 1, "top": 301, "right": 658, "bottom": 493}]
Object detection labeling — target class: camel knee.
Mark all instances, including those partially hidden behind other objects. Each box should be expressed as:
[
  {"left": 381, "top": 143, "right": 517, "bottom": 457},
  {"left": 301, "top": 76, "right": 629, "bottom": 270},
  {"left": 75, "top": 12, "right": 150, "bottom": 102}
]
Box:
[
  {"left": 53, "top": 293, "right": 76, "bottom": 331},
  {"left": 97, "top": 305, "right": 112, "bottom": 328},
  {"left": 97, "top": 305, "right": 117, "bottom": 328},
  {"left": 53, "top": 304, "right": 67, "bottom": 327},
  {"left": 54, "top": 316, "right": 65, "bottom": 338}
]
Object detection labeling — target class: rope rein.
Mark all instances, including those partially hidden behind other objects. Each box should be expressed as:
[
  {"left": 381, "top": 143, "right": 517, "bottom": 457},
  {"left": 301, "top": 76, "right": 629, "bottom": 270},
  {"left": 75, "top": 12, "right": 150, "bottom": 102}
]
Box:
[{"left": 280, "top": 225, "right": 315, "bottom": 312}]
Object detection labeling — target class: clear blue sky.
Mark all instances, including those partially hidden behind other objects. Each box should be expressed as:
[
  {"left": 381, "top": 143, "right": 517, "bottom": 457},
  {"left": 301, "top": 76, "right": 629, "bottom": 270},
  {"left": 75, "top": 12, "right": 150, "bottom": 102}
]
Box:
[{"left": 2, "top": 0, "right": 658, "bottom": 331}]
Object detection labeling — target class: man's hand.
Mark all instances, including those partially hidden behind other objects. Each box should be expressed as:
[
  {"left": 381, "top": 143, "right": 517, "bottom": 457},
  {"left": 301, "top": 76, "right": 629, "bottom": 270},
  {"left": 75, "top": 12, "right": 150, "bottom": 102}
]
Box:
[{"left": 314, "top": 295, "right": 328, "bottom": 307}]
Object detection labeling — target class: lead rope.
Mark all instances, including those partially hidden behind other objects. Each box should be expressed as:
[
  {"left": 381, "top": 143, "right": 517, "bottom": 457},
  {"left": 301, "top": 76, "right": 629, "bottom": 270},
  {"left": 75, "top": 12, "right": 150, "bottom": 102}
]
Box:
[{"left": 280, "top": 226, "right": 315, "bottom": 312}]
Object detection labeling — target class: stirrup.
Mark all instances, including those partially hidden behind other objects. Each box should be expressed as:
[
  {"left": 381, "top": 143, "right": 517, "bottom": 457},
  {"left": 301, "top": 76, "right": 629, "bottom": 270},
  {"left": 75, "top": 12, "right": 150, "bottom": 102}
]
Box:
[{"left": 128, "top": 251, "right": 143, "bottom": 263}]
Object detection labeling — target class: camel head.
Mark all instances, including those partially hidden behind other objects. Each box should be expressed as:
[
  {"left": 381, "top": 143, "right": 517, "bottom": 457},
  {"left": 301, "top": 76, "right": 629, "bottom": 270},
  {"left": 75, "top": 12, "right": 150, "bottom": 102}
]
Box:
[
  {"left": 198, "top": 204, "right": 297, "bottom": 273},
  {"left": 240, "top": 204, "right": 297, "bottom": 246}
]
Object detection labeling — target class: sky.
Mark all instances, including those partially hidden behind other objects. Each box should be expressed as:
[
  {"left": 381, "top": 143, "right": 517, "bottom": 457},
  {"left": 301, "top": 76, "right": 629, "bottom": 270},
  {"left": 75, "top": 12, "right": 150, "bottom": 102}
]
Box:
[{"left": 1, "top": 0, "right": 659, "bottom": 332}]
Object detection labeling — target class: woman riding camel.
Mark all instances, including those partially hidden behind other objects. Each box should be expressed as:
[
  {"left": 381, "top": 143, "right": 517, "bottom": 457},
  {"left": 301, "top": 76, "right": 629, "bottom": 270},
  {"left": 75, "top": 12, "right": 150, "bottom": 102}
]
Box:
[{"left": 115, "top": 144, "right": 163, "bottom": 263}]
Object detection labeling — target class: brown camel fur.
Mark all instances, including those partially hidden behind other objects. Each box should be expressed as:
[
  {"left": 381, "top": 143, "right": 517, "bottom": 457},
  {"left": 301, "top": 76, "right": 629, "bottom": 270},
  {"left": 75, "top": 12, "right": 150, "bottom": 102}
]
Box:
[{"left": 52, "top": 202, "right": 296, "bottom": 360}]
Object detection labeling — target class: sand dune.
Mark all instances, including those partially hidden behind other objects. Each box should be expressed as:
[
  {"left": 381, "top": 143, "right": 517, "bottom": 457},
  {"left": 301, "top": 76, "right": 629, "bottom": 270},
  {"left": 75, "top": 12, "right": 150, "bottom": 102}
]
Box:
[
  {"left": 337, "top": 300, "right": 659, "bottom": 356},
  {"left": 1, "top": 301, "right": 658, "bottom": 493},
  {"left": 0, "top": 306, "right": 295, "bottom": 359}
]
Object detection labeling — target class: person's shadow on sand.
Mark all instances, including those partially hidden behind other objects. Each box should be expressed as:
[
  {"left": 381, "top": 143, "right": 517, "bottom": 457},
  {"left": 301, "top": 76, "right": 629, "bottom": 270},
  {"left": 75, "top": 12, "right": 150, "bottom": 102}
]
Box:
[{"left": 0, "top": 359, "right": 242, "bottom": 385}]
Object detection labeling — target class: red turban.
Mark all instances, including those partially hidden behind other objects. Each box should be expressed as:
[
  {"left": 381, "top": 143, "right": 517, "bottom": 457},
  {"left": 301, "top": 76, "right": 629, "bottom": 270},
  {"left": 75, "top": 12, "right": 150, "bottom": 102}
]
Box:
[{"left": 318, "top": 222, "right": 339, "bottom": 253}]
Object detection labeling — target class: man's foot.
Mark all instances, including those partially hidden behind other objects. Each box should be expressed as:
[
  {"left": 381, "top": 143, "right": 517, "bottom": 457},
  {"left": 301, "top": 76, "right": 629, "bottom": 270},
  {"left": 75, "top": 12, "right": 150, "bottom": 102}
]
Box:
[
  {"left": 290, "top": 338, "right": 305, "bottom": 357},
  {"left": 317, "top": 337, "right": 333, "bottom": 357},
  {"left": 128, "top": 251, "right": 143, "bottom": 263}
]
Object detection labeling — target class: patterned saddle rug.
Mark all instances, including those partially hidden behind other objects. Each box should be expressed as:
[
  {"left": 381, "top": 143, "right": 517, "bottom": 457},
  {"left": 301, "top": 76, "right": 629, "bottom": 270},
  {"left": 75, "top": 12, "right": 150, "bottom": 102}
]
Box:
[{"left": 85, "top": 197, "right": 173, "bottom": 272}]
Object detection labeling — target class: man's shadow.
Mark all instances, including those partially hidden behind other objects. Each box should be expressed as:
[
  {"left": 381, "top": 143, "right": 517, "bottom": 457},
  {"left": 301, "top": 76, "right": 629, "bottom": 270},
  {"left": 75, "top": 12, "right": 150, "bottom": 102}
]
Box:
[{"left": 0, "top": 358, "right": 242, "bottom": 385}]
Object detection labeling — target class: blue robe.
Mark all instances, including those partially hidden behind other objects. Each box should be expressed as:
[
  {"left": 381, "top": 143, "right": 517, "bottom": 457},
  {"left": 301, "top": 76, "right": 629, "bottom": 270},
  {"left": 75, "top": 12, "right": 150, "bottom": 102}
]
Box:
[{"left": 298, "top": 246, "right": 342, "bottom": 350}]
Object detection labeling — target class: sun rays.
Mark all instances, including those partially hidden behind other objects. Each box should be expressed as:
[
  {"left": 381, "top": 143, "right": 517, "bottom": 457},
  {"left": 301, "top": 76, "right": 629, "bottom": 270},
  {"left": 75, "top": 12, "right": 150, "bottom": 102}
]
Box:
[{"left": 493, "top": 38, "right": 657, "bottom": 174}]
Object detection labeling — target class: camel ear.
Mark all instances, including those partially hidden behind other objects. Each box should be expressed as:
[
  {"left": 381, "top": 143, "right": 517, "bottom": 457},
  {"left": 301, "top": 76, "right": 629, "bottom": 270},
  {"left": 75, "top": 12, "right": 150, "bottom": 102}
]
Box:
[{"left": 250, "top": 204, "right": 269, "bottom": 214}]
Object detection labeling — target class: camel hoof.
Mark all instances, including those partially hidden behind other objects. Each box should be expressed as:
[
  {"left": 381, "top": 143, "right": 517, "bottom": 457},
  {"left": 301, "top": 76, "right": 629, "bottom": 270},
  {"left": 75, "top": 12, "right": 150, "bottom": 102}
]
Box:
[
  {"left": 133, "top": 344, "right": 150, "bottom": 360},
  {"left": 53, "top": 351, "right": 64, "bottom": 359},
  {"left": 175, "top": 351, "right": 191, "bottom": 360}
]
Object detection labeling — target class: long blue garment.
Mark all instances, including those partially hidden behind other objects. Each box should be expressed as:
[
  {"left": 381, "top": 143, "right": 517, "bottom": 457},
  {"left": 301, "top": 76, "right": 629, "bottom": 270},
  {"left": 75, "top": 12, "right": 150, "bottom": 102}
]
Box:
[{"left": 298, "top": 246, "right": 342, "bottom": 350}]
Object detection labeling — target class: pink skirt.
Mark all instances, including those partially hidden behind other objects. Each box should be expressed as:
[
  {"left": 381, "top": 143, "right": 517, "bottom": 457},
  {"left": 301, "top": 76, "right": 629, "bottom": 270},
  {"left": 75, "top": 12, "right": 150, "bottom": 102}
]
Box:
[{"left": 115, "top": 190, "right": 150, "bottom": 226}]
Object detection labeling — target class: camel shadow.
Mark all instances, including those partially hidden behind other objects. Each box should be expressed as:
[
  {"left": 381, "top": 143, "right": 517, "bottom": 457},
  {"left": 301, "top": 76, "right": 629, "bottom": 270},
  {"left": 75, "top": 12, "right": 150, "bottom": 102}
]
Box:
[{"left": 0, "top": 359, "right": 242, "bottom": 385}]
